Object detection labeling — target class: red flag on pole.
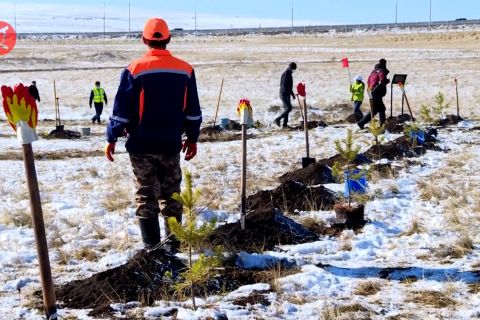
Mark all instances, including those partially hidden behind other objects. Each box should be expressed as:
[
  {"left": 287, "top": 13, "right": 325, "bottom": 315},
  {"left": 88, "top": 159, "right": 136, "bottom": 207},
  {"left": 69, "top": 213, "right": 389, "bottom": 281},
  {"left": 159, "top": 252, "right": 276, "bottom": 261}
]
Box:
[{"left": 341, "top": 57, "right": 349, "bottom": 68}]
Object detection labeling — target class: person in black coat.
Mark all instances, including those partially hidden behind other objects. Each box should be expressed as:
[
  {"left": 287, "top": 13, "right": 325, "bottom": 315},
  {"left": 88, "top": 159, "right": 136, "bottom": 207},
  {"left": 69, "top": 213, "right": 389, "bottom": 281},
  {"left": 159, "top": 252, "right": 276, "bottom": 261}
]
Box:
[
  {"left": 274, "top": 62, "right": 297, "bottom": 128},
  {"left": 29, "top": 81, "right": 41, "bottom": 102}
]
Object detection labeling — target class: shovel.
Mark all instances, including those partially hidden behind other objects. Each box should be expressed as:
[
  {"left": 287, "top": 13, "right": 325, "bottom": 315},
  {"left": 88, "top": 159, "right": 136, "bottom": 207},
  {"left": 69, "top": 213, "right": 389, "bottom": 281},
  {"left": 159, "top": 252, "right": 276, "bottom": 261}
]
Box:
[{"left": 300, "top": 95, "right": 315, "bottom": 168}]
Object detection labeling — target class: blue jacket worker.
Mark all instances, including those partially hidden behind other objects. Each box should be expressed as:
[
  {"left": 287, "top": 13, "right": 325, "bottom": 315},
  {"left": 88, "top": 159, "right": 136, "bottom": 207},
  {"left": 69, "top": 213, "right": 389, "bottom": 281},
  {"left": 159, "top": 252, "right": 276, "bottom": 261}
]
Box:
[{"left": 105, "top": 18, "right": 202, "bottom": 252}]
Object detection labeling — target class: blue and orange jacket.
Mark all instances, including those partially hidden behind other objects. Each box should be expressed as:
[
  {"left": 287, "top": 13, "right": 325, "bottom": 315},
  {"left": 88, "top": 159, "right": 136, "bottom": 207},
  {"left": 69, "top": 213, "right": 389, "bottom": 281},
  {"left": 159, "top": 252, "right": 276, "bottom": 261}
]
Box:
[{"left": 107, "top": 49, "right": 202, "bottom": 155}]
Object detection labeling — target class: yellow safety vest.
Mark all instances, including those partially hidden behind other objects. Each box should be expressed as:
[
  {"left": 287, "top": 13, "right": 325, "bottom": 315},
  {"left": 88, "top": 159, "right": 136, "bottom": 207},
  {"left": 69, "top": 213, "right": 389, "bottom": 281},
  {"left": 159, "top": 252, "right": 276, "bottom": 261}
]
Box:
[{"left": 93, "top": 87, "right": 105, "bottom": 103}]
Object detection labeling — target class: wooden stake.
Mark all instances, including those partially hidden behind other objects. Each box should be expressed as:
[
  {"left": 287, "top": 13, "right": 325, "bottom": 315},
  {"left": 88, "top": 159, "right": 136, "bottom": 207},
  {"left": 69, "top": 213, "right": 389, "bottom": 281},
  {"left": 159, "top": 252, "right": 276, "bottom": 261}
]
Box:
[
  {"left": 390, "top": 82, "right": 393, "bottom": 117},
  {"left": 53, "top": 81, "right": 58, "bottom": 127},
  {"left": 403, "top": 91, "right": 415, "bottom": 122},
  {"left": 296, "top": 94, "right": 305, "bottom": 124},
  {"left": 212, "top": 79, "right": 224, "bottom": 128},
  {"left": 22, "top": 143, "right": 57, "bottom": 320},
  {"left": 240, "top": 124, "right": 247, "bottom": 230},
  {"left": 455, "top": 78, "right": 460, "bottom": 118}
]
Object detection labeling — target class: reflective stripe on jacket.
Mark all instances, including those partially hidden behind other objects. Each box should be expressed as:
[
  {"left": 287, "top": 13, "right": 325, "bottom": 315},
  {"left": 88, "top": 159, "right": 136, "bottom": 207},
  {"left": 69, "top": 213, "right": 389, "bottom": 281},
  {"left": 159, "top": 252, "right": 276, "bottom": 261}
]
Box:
[{"left": 107, "top": 49, "right": 202, "bottom": 155}]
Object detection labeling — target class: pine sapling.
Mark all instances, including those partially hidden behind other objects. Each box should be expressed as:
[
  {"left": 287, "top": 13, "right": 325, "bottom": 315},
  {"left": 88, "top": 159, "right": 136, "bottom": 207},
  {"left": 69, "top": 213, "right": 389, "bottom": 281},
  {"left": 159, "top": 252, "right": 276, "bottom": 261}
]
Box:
[
  {"left": 332, "top": 129, "right": 363, "bottom": 207},
  {"left": 432, "top": 91, "right": 450, "bottom": 117},
  {"left": 167, "top": 170, "right": 220, "bottom": 310},
  {"left": 404, "top": 122, "right": 421, "bottom": 148},
  {"left": 368, "top": 118, "right": 386, "bottom": 160}
]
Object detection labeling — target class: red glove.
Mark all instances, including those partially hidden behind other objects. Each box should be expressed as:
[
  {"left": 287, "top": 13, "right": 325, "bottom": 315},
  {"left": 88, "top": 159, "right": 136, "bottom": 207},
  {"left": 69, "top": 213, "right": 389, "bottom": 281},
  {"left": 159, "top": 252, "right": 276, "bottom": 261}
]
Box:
[
  {"left": 105, "top": 142, "right": 115, "bottom": 162},
  {"left": 182, "top": 141, "right": 197, "bottom": 161}
]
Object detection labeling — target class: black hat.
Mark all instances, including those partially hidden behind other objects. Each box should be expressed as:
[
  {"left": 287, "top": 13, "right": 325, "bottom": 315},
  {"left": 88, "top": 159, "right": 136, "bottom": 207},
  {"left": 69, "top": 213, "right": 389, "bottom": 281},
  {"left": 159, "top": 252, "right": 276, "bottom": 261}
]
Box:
[
  {"left": 289, "top": 62, "right": 297, "bottom": 70},
  {"left": 95, "top": 81, "right": 100, "bottom": 86},
  {"left": 379, "top": 58, "right": 387, "bottom": 65}
]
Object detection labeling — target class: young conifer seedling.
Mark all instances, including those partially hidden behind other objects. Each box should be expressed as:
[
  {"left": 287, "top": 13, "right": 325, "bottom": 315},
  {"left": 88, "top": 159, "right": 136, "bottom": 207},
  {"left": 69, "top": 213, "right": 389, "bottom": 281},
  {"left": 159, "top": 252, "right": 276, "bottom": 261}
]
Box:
[{"left": 167, "top": 170, "right": 221, "bottom": 310}]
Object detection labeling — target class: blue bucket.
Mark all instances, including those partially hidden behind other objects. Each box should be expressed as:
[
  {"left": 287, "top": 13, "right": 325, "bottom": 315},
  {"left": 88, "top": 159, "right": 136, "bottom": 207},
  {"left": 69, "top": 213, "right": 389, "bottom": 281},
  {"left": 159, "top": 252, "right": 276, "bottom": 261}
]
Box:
[
  {"left": 220, "top": 118, "right": 230, "bottom": 129},
  {"left": 409, "top": 130, "right": 425, "bottom": 145},
  {"left": 344, "top": 169, "right": 367, "bottom": 197}
]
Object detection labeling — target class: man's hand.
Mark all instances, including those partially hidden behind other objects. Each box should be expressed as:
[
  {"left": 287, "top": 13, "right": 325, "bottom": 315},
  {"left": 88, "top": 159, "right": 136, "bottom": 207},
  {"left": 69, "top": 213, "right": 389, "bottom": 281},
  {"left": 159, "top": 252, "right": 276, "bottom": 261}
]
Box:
[
  {"left": 292, "top": 94, "right": 296, "bottom": 100},
  {"left": 182, "top": 141, "right": 197, "bottom": 161},
  {"left": 89, "top": 104, "right": 92, "bottom": 109},
  {"left": 105, "top": 142, "right": 115, "bottom": 162}
]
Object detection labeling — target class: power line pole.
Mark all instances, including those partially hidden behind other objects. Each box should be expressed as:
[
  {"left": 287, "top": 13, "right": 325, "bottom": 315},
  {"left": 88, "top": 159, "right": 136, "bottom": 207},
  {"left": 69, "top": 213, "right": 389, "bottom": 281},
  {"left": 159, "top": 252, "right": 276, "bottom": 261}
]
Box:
[
  {"left": 429, "top": 0, "right": 432, "bottom": 29},
  {"left": 395, "top": 0, "right": 398, "bottom": 25},
  {"left": 13, "top": 2, "right": 16, "bottom": 30},
  {"left": 128, "top": 1, "right": 131, "bottom": 36},
  {"left": 103, "top": 1, "right": 106, "bottom": 37},
  {"left": 291, "top": 0, "right": 294, "bottom": 33},
  {"left": 194, "top": 0, "right": 197, "bottom": 36}
]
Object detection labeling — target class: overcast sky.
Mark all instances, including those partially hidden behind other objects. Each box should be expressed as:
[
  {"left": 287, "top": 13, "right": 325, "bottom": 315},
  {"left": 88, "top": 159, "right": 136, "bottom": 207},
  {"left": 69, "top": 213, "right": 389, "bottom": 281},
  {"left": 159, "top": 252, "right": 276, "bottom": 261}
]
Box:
[{"left": 0, "top": 0, "right": 478, "bottom": 33}]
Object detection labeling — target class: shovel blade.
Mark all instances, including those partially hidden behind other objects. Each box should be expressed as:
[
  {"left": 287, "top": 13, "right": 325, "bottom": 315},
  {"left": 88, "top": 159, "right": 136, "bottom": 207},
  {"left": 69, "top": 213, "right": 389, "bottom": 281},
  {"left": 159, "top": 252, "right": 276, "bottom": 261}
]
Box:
[{"left": 302, "top": 157, "right": 316, "bottom": 168}]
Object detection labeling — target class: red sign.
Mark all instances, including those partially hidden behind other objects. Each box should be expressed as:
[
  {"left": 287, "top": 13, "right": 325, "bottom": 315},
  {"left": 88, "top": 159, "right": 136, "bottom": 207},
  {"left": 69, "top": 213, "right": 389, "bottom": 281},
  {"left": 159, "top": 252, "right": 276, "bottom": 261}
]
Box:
[{"left": 0, "top": 21, "right": 17, "bottom": 56}]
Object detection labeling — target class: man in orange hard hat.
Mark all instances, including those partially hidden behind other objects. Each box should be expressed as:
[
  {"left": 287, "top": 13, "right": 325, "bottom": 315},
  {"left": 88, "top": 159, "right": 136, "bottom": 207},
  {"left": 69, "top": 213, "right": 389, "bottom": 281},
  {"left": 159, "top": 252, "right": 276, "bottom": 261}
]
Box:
[{"left": 105, "top": 18, "right": 202, "bottom": 252}]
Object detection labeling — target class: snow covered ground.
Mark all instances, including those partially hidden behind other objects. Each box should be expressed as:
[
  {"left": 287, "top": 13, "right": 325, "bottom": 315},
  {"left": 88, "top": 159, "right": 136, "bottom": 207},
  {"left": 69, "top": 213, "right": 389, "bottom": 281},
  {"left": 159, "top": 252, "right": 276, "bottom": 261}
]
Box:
[{"left": 1, "top": 30, "right": 480, "bottom": 319}]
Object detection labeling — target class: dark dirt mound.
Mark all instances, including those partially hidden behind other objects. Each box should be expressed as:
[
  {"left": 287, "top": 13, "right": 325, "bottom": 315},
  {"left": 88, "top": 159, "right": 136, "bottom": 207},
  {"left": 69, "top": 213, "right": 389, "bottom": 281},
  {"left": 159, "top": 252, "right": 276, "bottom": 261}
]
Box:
[
  {"left": 45, "top": 129, "right": 81, "bottom": 139},
  {"left": 363, "top": 134, "right": 440, "bottom": 161},
  {"left": 233, "top": 290, "right": 271, "bottom": 306},
  {"left": 345, "top": 112, "right": 363, "bottom": 124},
  {"left": 434, "top": 114, "right": 463, "bottom": 126},
  {"left": 278, "top": 163, "right": 334, "bottom": 185},
  {"left": 200, "top": 125, "right": 223, "bottom": 135},
  {"left": 370, "top": 163, "right": 396, "bottom": 178},
  {"left": 290, "top": 120, "right": 328, "bottom": 130},
  {"left": 247, "top": 180, "right": 338, "bottom": 213},
  {"left": 384, "top": 114, "right": 412, "bottom": 133},
  {"left": 55, "top": 249, "right": 185, "bottom": 310},
  {"left": 317, "top": 153, "right": 372, "bottom": 168},
  {"left": 207, "top": 208, "right": 318, "bottom": 252},
  {"left": 301, "top": 217, "right": 366, "bottom": 238},
  {"left": 53, "top": 247, "right": 293, "bottom": 317}
]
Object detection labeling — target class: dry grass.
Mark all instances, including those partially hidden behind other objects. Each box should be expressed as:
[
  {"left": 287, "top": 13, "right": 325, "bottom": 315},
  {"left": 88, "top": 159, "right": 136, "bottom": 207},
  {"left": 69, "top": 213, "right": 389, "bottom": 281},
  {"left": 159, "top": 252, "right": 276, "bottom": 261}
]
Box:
[
  {"left": 353, "top": 280, "right": 382, "bottom": 296},
  {"left": 434, "top": 235, "right": 474, "bottom": 259},
  {"left": 72, "top": 247, "right": 98, "bottom": 261},
  {"left": 320, "top": 303, "right": 370, "bottom": 320},
  {"left": 300, "top": 216, "right": 326, "bottom": 235},
  {"left": 406, "top": 290, "right": 457, "bottom": 308},
  {"left": 399, "top": 218, "right": 425, "bottom": 237},
  {"left": 339, "top": 231, "right": 354, "bottom": 252},
  {"left": 0, "top": 208, "right": 32, "bottom": 228}
]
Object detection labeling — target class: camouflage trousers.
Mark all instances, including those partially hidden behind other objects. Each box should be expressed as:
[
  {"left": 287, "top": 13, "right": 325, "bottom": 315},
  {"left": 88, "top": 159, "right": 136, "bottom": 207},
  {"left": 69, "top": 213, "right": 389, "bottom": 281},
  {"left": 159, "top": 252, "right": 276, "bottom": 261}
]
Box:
[{"left": 129, "top": 153, "right": 182, "bottom": 222}]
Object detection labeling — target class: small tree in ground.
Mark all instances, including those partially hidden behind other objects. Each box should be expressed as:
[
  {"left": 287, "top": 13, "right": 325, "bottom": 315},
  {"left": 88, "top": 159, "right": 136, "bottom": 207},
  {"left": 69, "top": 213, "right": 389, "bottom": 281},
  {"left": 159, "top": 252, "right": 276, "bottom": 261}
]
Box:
[
  {"left": 420, "top": 91, "right": 451, "bottom": 123},
  {"left": 167, "top": 170, "right": 221, "bottom": 310},
  {"left": 404, "top": 121, "right": 422, "bottom": 148},
  {"left": 368, "top": 118, "right": 386, "bottom": 160},
  {"left": 332, "top": 129, "right": 366, "bottom": 208}
]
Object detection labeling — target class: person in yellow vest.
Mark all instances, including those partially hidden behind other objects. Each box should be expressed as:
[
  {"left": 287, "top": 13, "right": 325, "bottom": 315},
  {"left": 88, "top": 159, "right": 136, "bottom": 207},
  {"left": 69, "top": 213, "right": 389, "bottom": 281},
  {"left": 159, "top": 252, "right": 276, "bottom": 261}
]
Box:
[
  {"left": 89, "top": 81, "right": 108, "bottom": 124},
  {"left": 350, "top": 75, "right": 365, "bottom": 117}
]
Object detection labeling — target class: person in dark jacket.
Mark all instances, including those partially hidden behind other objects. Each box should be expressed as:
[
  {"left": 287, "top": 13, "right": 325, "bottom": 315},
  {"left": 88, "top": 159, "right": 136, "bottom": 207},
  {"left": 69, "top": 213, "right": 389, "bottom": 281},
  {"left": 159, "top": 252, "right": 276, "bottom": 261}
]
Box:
[
  {"left": 105, "top": 18, "right": 202, "bottom": 252},
  {"left": 274, "top": 62, "right": 297, "bottom": 128},
  {"left": 89, "top": 81, "right": 108, "bottom": 124},
  {"left": 357, "top": 59, "right": 390, "bottom": 129},
  {"left": 28, "top": 81, "right": 40, "bottom": 102}
]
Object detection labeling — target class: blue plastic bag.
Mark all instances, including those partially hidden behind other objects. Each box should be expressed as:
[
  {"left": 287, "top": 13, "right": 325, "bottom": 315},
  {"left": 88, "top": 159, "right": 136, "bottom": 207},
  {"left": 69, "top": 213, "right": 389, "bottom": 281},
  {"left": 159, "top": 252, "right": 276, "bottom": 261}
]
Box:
[{"left": 344, "top": 169, "right": 367, "bottom": 197}]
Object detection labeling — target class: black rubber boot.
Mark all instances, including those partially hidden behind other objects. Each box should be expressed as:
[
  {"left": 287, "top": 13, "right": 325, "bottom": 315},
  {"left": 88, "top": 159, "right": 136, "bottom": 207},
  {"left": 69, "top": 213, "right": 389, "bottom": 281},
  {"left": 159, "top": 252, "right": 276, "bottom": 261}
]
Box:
[
  {"left": 138, "top": 216, "right": 161, "bottom": 250},
  {"left": 164, "top": 217, "right": 181, "bottom": 253}
]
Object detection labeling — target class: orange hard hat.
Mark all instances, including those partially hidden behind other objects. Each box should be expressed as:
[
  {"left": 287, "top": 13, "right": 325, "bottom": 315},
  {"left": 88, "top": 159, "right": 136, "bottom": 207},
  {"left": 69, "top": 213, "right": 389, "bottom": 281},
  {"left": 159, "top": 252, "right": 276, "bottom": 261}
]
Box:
[{"left": 143, "top": 18, "right": 170, "bottom": 41}]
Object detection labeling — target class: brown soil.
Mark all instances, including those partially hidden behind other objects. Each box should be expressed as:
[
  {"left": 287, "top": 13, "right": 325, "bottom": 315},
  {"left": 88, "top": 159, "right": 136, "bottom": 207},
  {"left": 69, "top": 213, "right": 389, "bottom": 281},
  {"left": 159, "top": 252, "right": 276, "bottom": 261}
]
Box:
[
  {"left": 345, "top": 112, "right": 363, "bottom": 124},
  {"left": 207, "top": 208, "right": 318, "bottom": 252},
  {"left": 434, "top": 114, "right": 463, "bottom": 126},
  {"left": 363, "top": 135, "right": 441, "bottom": 160},
  {"left": 45, "top": 128, "right": 81, "bottom": 139},
  {"left": 52, "top": 247, "right": 290, "bottom": 317},
  {"left": 278, "top": 163, "right": 334, "bottom": 185},
  {"left": 384, "top": 114, "right": 412, "bottom": 133},
  {"left": 334, "top": 203, "right": 365, "bottom": 226},
  {"left": 247, "top": 180, "right": 338, "bottom": 213},
  {"left": 289, "top": 120, "right": 328, "bottom": 130},
  {"left": 233, "top": 290, "right": 271, "bottom": 306}
]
